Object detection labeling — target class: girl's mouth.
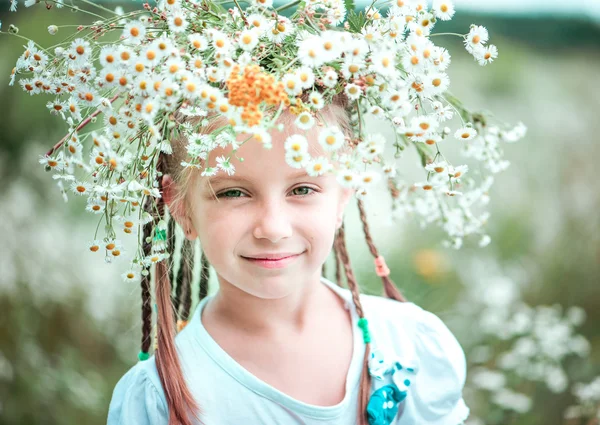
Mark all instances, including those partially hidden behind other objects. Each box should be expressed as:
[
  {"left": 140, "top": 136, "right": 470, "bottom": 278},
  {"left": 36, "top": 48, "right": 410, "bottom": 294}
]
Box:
[{"left": 241, "top": 252, "right": 303, "bottom": 269}]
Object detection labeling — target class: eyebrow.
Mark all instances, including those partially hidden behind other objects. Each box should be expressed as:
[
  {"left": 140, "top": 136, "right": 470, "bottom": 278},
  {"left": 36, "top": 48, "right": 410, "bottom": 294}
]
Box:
[{"left": 205, "top": 170, "right": 315, "bottom": 188}]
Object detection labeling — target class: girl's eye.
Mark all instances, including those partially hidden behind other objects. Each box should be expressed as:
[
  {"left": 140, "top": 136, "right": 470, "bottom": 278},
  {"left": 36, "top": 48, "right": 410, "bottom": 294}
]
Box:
[
  {"left": 290, "top": 186, "right": 315, "bottom": 197},
  {"left": 216, "top": 189, "right": 246, "bottom": 199}
]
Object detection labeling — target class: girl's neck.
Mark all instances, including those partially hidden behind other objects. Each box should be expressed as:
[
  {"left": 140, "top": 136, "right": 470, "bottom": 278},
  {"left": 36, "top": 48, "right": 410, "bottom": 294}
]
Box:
[{"left": 203, "top": 273, "right": 342, "bottom": 338}]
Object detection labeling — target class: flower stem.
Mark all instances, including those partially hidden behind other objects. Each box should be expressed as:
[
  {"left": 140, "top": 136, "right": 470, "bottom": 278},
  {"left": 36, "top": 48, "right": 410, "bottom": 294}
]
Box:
[
  {"left": 430, "top": 32, "right": 465, "bottom": 38},
  {"left": 275, "top": 0, "right": 301, "bottom": 13},
  {"left": 45, "top": 93, "right": 121, "bottom": 157}
]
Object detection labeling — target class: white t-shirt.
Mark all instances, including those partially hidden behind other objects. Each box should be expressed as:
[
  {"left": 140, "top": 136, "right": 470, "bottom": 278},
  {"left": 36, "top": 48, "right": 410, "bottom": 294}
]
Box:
[{"left": 107, "top": 277, "right": 470, "bottom": 425}]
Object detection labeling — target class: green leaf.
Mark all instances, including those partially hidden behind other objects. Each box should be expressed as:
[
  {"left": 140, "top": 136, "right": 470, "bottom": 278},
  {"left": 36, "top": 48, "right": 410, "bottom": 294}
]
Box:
[
  {"left": 344, "top": 0, "right": 355, "bottom": 13},
  {"left": 347, "top": 10, "right": 365, "bottom": 33}
]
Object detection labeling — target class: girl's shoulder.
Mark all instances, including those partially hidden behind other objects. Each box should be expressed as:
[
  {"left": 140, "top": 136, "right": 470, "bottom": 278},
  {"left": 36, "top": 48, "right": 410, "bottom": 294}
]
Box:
[
  {"left": 107, "top": 356, "right": 168, "bottom": 425},
  {"left": 358, "top": 292, "right": 470, "bottom": 425}
]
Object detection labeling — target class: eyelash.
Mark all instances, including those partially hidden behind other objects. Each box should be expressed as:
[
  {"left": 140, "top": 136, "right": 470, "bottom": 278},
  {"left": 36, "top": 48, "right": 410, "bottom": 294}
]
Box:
[{"left": 216, "top": 186, "right": 317, "bottom": 199}]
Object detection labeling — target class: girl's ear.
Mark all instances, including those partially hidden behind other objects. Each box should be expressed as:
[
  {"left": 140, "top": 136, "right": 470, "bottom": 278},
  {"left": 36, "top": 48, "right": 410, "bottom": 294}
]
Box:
[
  {"left": 162, "top": 174, "right": 198, "bottom": 241},
  {"left": 335, "top": 187, "right": 354, "bottom": 230}
]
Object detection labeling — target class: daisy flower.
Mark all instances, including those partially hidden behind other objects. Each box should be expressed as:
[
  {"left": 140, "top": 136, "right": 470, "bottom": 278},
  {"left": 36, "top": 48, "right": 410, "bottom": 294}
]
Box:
[
  {"left": 319, "top": 30, "right": 343, "bottom": 62},
  {"left": 122, "top": 20, "right": 146, "bottom": 45},
  {"left": 411, "top": 115, "right": 439, "bottom": 133},
  {"left": 431, "top": 46, "right": 451, "bottom": 71},
  {"left": 265, "top": 17, "right": 294, "bottom": 43},
  {"left": 431, "top": 100, "right": 454, "bottom": 121},
  {"left": 414, "top": 180, "right": 444, "bottom": 191},
  {"left": 306, "top": 156, "right": 332, "bottom": 176},
  {"left": 476, "top": 44, "right": 498, "bottom": 66},
  {"left": 284, "top": 134, "right": 308, "bottom": 153},
  {"left": 357, "top": 171, "right": 381, "bottom": 188},
  {"left": 238, "top": 28, "right": 260, "bottom": 52},
  {"left": 341, "top": 58, "right": 365, "bottom": 79},
  {"left": 432, "top": 0, "right": 455, "bottom": 21},
  {"left": 142, "top": 252, "right": 170, "bottom": 267},
  {"left": 69, "top": 38, "right": 91, "bottom": 64},
  {"left": 282, "top": 73, "right": 302, "bottom": 96},
  {"left": 416, "top": 12, "right": 435, "bottom": 36},
  {"left": 336, "top": 170, "right": 358, "bottom": 188},
  {"left": 188, "top": 33, "right": 209, "bottom": 51},
  {"left": 448, "top": 164, "right": 469, "bottom": 179},
  {"left": 344, "top": 38, "right": 369, "bottom": 60},
  {"left": 210, "top": 30, "right": 232, "bottom": 54},
  {"left": 298, "top": 36, "right": 325, "bottom": 68},
  {"left": 465, "top": 25, "right": 489, "bottom": 53},
  {"left": 401, "top": 50, "right": 425, "bottom": 74},
  {"left": 247, "top": 13, "right": 268, "bottom": 34},
  {"left": 216, "top": 155, "right": 236, "bottom": 175},
  {"left": 423, "top": 133, "right": 442, "bottom": 146},
  {"left": 295, "top": 111, "right": 315, "bottom": 130},
  {"left": 117, "top": 45, "right": 135, "bottom": 66},
  {"left": 150, "top": 36, "right": 174, "bottom": 58},
  {"left": 167, "top": 9, "right": 189, "bottom": 33},
  {"left": 371, "top": 49, "right": 396, "bottom": 76},
  {"left": 345, "top": 83, "right": 362, "bottom": 101},
  {"left": 307, "top": 91, "right": 325, "bottom": 109},
  {"left": 121, "top": 268, "right": 141, "bottom": 283},
  {"left": 285, "top": 151, "right": 311, "bottom": 169},
  {"left": 70, "top": 180, "right": 92, "bottom": 196},
  {"left": 88, "top": 240, "right": 102, "bottom": 253},
  {"left": 425, "top": 160, "right": 448, "bottom": 173},
  {"left": 141, "top": 98, "right": 159, "bottom": 122},
  {"left": 295, "top": 67, "right": 315, "bottom": 90},
  {"left": 455, "top": 127, "right": 477, "bottom": 141},
  {"left": 46, "top": 99, "right": 67, "bottom": 118},
  {"left": 318, "top": 126, "right": 346, "bottom": 151},
  {"left": 322, "top": 69, "right": 338, "bottom": 88},
  {"left": 383, "top": 89, "right": 408, "bottom": 110},
  {"left": 253, "top": 0, "right": 273, "bottom": 9},
  {"left": 253, "top": 129, "right": 272, "bottom": 149},
  {"left": 39, "top": 153, "right": 64, "bottom": 172}
]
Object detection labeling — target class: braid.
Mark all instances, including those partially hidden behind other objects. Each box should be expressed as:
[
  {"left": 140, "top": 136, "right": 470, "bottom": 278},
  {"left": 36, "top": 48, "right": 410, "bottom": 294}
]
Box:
[
  {"left": 335, "top": 224, "right": 371, "bottom": 425},
  {"left": 179, "top": 239, "right": 194, "bottom": 321},
  {"left": 198, "top": 250, "right": 210, "bottom": 302},
  {"left": 153, "top": 155, "right": 202, "bottom": 425},
  {"left": 167, "top": 215, "right": 176, "bottom": 284},
  {"left": 140, "top": 195, "right": 154, "bottom": 358},
  {"left": 356, "top": 199, "right": 407, "bottom": 302},
  {"left": 333, "top": 237, "right": 344, "bottom": 287},
  {"left": 171, "top": 222, "right": 184, "bottom": 319}
]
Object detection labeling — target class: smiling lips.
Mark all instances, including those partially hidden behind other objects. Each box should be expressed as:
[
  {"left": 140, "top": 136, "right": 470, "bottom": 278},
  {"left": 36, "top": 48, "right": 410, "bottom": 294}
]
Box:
[{"left": 241, "top": 252, "right": 303, "bottom": 269}]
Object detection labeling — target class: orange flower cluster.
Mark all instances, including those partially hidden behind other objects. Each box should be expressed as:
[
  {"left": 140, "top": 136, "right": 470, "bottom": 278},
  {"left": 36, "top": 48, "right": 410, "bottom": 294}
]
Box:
[{"left": 226, "top": 64, "right": 290, "bottom": 127}]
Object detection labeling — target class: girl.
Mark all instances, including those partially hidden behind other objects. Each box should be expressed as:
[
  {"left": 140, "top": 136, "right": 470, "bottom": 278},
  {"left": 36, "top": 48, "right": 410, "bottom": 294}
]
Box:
[{"left": 107, "top": 93, "right": 470, "bottom": 425}]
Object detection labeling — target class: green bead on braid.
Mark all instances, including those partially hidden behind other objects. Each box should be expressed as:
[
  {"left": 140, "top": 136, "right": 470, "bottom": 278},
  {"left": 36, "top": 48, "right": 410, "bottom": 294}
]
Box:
[
  {"left": 138, "top": 350, "right": 150, "bottom": 361},
  {"left": 358, "top": 317, "right": 371, "bottom": 344}
]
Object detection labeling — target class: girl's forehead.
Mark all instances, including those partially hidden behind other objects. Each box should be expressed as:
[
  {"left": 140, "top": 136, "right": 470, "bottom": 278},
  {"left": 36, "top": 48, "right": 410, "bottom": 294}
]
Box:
[{"left": 205, "top": 124, "right": 329, "bottom": 173}]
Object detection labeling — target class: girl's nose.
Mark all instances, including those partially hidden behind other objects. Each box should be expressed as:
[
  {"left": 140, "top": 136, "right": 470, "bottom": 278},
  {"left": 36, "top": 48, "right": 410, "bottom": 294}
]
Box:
[{"left": 252, "top": 200, "right": 293, "bottom": 243}]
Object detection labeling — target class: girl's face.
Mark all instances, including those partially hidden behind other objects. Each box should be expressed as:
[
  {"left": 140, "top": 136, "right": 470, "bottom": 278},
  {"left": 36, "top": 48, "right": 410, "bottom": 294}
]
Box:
[{"left": 166, "top": 123, "right": 353, "bottom": 300}]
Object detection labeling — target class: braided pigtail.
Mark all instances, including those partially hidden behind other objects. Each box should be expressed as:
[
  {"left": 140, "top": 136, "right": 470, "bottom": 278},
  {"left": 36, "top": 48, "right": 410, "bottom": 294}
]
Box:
[
  {"left": 198, "top": 250, "right": 210, "bottom": 303},
  {"left": 152, "top": 157, "right": 202, "bottom": 425},
  {"left": 177, "top": 238, "right": 194, "bottom": 330},
  {"left": 356, "top": 199, "right": 407, "bottom": 302},
  {"left": 139, "top": 195, "right": 154, "bottom": 361},
  {"left": 332, "top": 237, "right": 344, "bottom": 287},
  {"left": 335, "top": 223, "right": 371, "bottom": 425}
]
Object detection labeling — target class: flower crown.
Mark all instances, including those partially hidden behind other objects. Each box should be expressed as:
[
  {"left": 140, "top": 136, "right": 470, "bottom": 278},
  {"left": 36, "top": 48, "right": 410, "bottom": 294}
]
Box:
[{"left": 5, "top": 0, "right": 526, "bottom": 279}]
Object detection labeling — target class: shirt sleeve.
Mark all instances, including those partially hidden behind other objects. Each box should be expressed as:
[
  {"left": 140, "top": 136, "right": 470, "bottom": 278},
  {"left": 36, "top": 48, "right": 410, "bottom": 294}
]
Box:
[
  {"left": 404, "top": 306, "right": 470, "bottom": 425},
  {"left": 107, "top": 363, "right": 169, "bottom": 425}
]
